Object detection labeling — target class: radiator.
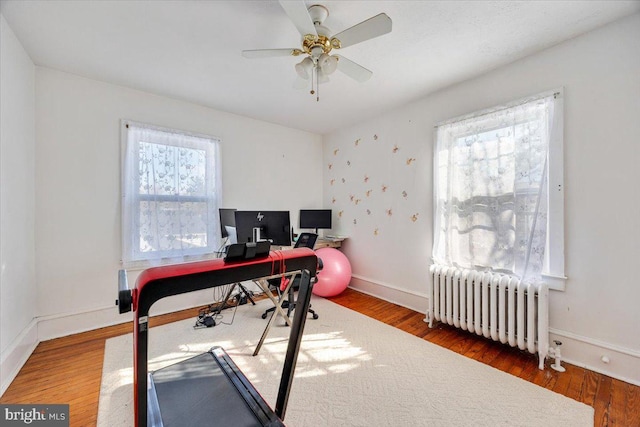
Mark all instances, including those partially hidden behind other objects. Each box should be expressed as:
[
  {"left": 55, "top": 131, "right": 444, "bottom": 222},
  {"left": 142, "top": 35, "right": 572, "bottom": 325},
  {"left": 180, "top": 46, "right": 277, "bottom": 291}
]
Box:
[{"left": 427, "top": 264, "right": 549, "bottom": 370}]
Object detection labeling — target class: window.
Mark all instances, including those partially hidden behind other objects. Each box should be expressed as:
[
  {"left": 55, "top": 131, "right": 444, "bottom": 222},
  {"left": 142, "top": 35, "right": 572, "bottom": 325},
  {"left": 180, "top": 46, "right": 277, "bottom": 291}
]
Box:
[
  {"left": 433, "top": 90, "right": 565, "bottom": 289},
  {"left": 121, "top": 121, "right": 221, "bottom": 267}
]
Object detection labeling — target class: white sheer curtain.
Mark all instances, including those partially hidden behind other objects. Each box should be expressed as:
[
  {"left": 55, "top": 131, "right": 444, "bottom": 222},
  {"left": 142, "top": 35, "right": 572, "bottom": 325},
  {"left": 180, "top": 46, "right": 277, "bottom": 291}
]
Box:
[
  {"left": 433, "top": 93, "right": 557, "bottom": 283},
  {"left": 122, "top": 121, "right": 222, "bottom": 267}
]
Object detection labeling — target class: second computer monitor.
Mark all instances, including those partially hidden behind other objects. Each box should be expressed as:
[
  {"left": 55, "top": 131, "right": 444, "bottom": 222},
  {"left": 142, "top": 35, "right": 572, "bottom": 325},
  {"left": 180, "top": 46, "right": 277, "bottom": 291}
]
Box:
[
  {"left": 234, "top": 210, "right": 292, "bottom": 246},
  {"left": 299, "top": 209, "right": 332, "bottom": 233},
  {"left": 219, "top": 208, "right": 237, "bottom": 238}
]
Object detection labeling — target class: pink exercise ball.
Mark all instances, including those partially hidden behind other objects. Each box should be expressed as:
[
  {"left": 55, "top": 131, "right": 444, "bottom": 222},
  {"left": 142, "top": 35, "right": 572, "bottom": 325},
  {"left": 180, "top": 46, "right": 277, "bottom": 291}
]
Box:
[{"left": 313, "top": 248, "right": 352, "bottom": 297}]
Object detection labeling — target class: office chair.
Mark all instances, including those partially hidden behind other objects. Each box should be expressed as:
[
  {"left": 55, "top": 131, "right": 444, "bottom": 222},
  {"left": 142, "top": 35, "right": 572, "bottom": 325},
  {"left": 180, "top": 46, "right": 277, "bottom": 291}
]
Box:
[{"left": 261, "top": 232, "right": 319, "bottom": 320}]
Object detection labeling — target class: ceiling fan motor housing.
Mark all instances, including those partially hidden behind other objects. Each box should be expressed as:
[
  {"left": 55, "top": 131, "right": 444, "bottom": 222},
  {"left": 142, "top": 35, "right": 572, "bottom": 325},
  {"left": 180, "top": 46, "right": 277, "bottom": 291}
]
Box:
[
  {"left": 301, "top": 4, "right": 334, "bottom": 57},
  {"left": 303, "top": 34, "right": 332, "bottom": 56}
]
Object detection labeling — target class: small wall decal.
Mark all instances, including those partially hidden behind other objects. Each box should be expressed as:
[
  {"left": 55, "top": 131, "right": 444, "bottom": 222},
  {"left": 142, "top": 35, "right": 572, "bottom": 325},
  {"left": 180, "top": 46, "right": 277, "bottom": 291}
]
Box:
[
  {"left": 353, "top": 219, "right": 357, "bottom": 225},
  {"left": 373, "top": 134, "right": 379, "bottom": 140},
  {"left": 366, "top": 190, "right": 372, "bottom": 197},
  {"left": 338, "top": 210, "right": 344, "bottom": 218},
  {"left": 355, "top": 138, "right": 361, "bottom": 146},
  {"left": 386, "top": 209, "right": 393, "bottom": 216},
  {"left": 392, "top": 145, "right": 399, "bottom": 153},
  {"left": 354, "top": 198, "right": 361, "bottom": 205},
  {"left": 411, "top": 213, "right": 419, "bottom": 222},
  {"left": 381, "top": 184, "right": 388, "bottom": 192},
  {"left": 374, "top": 228, "right": 379, "bottom": 236},
  {"left": 349, "top": 194, "right": 355, "bottom": 202},
  {"left": 330, "top": 179, "right": 335, "bottom": 185},
  {"left": 347, "top": 160, "right": 351, "bottom": 166},
  {"left": 406, "top": 158, "right": 416, "bottom": 165},
  {"left": 341, "top": 178, "right": 346, "bottom": 183},
  {"left": 328, "top": 163, "right": 333, "bottom": 170},
  {"left": 333, "top": 149, "right": 339, "bottom": 156},
  {"left": 402, "top": 191, "right": 408, "bottom": 198},
  {"left": 364, "top": 175, "right": 369, "bottom": 183},
  {"left": 366, "top": 209, "right": 371, "bottom": 215},
  {"left": 332, "top": 197, "right": 336, "bottom": 204}
]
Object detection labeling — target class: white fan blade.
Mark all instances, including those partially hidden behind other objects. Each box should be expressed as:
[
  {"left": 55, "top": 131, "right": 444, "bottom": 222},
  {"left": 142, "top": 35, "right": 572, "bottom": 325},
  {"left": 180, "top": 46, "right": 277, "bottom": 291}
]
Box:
[
  {"left": 335, "top": 55, "right": 373, "bottom": 82},
  {"left": 331, "top": 13, "right": 392, "bottom": 49},
  {"left": 279, "top": 0, "right": 317, "bottom": 37},
  {"left": 242, "top": 48, "right": 300, "bottom": 59}
]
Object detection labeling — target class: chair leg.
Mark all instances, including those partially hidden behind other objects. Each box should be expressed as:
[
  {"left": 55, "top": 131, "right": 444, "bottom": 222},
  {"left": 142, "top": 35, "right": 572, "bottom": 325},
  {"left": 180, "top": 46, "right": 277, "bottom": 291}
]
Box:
[
  {"left": 307, "top": 306, "right": 319, "bottom": 320},
  {"left": 261, "top": 300, "right": 291, "bottom": 319},
  {"left": 286, "top": 301, "right": 318, "bottom": 320},
  {"left": 261, "top": 306, "right": 275, "bottom": 319}
]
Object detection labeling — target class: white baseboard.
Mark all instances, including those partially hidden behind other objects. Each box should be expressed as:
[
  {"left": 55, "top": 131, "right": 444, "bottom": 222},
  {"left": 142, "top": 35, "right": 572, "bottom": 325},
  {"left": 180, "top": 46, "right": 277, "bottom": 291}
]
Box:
[
  {"left": 37, "top": 305, "right": 131, "bottom": 342},
  {"left": 349, "top": 275, "right": 640, "bottom": 386},
  {"left": 549, "top": 328, "right": 640, "bottom": 387},
  {"left": 349, "top": 274, "right": 428, "bottom": 314},
  {"left": 37, "top": 289, "right": 218, "bottom": 342},
  {"left": 0, "top": 319, "right": 39, "bottom": 397}
]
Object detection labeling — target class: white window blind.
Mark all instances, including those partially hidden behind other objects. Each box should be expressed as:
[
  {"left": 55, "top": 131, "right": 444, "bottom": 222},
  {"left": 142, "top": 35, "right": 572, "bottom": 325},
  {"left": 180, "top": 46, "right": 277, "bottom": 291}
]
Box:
[
  {"left": 121, "top": 121, "right": 222, "bottom": 268},
  {"left": 433, "top": 90, "right": 565, "bottom": 288}
]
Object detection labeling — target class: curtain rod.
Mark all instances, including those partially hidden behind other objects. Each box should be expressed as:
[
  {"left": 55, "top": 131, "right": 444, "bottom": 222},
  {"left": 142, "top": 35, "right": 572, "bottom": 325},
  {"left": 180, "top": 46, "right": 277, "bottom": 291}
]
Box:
[
  {"left": 434, "top": 88, "right": 562, "bottom": 129},
  {"left": 123, "top": 119, "right": 221, "bottom": 142}
]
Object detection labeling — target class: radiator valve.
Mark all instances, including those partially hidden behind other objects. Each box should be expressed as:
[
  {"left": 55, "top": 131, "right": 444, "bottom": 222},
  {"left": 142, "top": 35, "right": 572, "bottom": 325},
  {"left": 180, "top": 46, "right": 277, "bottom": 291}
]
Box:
[{"left": 549, "top": 340, "right": 566, "bottom": 372}]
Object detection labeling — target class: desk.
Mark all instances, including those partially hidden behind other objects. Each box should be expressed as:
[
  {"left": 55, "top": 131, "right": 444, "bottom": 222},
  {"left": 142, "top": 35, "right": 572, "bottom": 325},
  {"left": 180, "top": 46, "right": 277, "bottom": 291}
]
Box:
[
  {"left": 314, "top": 237, "right": 345, "bottom": 249},
  {"left": 271, "top": 237, "right": 346, "bottom": 250}
]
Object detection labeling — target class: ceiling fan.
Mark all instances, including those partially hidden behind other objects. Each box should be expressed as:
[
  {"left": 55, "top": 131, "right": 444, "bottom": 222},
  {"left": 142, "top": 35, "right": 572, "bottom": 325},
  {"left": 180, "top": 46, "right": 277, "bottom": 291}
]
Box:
[{"left": 242, "top": 1, "right": 392, "bottom": 100}]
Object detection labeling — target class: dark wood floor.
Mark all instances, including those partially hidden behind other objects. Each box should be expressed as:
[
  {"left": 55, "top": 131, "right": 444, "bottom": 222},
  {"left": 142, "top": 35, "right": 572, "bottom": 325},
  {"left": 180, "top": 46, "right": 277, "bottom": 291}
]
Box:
[{"left": 1, "top": 288, "right": 638, "bottom": 426}]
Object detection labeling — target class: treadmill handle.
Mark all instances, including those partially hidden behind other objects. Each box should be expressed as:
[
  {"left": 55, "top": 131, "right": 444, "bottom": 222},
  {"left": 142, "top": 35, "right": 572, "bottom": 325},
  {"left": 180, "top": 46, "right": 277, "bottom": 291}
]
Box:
[{"left": 117, "top": 269, "right": 132, "bottom": 314}]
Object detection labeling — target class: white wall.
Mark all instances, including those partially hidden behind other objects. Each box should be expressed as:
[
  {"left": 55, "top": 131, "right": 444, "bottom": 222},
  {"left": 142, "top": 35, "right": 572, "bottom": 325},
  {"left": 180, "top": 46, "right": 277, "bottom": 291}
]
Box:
[
  {"left": 34, "top": 68, "right": 323, "bottom": 339},
  {"left": 0, "top": 14, "right": 37, "bottom": 395},
  {"left": 324, "top": 13, "right": 640, "bottom": 384}
]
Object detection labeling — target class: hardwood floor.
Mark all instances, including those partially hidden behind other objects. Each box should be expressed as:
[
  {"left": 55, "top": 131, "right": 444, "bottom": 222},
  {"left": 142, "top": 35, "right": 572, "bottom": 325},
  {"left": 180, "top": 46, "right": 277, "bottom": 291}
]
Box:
[{"left": 1, "top": 288, "right": 638, "bottom": 426}]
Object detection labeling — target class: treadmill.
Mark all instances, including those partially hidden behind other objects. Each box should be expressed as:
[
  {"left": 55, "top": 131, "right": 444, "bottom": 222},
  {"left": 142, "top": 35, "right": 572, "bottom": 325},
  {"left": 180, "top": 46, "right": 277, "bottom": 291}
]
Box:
[{"left": 117, "top": 243, "right": 318, "bottom": 427}]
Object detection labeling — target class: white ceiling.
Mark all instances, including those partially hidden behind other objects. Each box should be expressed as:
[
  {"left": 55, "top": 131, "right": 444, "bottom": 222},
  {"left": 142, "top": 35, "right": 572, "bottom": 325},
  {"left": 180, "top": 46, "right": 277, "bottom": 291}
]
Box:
[{"left": 2, "top": 1, "right": 639, "bottom": 134}]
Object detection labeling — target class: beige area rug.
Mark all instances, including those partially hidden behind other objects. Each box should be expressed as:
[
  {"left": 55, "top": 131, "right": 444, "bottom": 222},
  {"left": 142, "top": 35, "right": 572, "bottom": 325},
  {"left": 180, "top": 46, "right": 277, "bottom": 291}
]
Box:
[{"left": 98, "top": 296, "right": 593, "bottom": 426}]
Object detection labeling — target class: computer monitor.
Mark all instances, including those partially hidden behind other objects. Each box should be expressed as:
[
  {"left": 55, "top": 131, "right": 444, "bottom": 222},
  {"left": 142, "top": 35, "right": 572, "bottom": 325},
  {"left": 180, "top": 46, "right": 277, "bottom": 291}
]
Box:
[
  {"left": 299, "top": 209, "right": 332, "bottom": 234},
  {"left": 234, "top": 210, "right": 292, "bottom": 246},
  {"left": 219, "top": 208, "right": 237, "bottom": 238}
]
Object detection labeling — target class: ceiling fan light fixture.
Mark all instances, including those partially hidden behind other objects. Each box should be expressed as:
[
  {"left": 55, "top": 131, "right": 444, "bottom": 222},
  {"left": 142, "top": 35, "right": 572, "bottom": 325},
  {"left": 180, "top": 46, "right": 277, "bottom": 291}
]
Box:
[
  {"left": 319, "top": 53, "right": 338, "bottom": 75},
  {"left": 316, "top": 68, "right": 330, "bottom": 84},
  {"left": 295, "top": 57, "right": 314, "bottom": 79}
]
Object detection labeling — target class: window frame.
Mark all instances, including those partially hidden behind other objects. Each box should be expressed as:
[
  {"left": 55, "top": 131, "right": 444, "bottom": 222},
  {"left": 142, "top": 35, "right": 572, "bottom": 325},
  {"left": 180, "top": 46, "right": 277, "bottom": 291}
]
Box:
[
  {"left": 543, "top": 92, "right": 565, "bottom": 289},
  {"left": 433, "top": 89, "right": 566, "bottom": 290},
  {"left": 121, "top": 120, "right": 222, "bottom": 269}
]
